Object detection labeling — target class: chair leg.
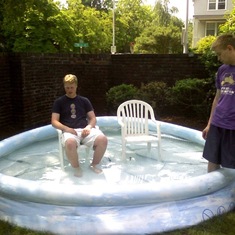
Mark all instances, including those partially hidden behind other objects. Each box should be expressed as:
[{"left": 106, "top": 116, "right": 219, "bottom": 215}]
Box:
[
  {"left": 85, "top": 146, "right": 91, "bottom": 158},
  {"left": 57, "top": 129, "right": 66, "bottom": 170},
  {"left": 122, "top": 142, "right": 126, "bottom": 160},
  {"left": 157, "top": 125, "right": 162, "bottom": 162},
  {"left": 158, "top": 139, "right": 162, "bottom": 162},
  {"left": 58, "top": 146, "right": 65, "bottom": 170},
  {"left": 147, "top": 142, "right": 151, "bottom": 157}
]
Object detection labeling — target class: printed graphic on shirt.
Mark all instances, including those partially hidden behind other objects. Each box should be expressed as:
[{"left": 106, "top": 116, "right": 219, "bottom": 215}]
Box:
[
  {"left": 221, "top": 73, "right": 235, "bottom": 95},
  {"left": 70, "top": 103, "right": 76, "bottom": 118},
  {"left": 221, "top": 74, "right": 235, "bottom": 86}
]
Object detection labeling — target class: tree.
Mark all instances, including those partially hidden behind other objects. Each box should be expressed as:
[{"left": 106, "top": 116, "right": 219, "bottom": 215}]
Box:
[
  {"left": 65, "top": 0, "right": 112, "bottom": 53},
  {"left": 0, "top": 0, "right": 187, "bottom": 53},
  {"left": 153, "top": 0, "right": 172, "bottom": 26},
  {"left": 81, "top": 0, "right": 112, "bottom": 10},
  {"left": 134, "top": 0, "right": 184, "bottom": 53},
  {"left": 0, "top": 0, "right": 6, "bottom": 51},
  {"left": 114, "top": 0, "right": 152, "bottom": 52},
  {"left": 135, "top": 24, "right": 182, "bottom": 53},
  {"left": 219, "top": 4, "right": 235, "bottom": 34},
  {"left": 78, "top": 7, "right": 112, "bottom": 53},
  {"left": 2, "top": 0, "right": 76, "bottom": 52}
]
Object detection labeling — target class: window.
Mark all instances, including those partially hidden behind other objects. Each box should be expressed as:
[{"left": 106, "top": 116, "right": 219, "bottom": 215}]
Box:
[
  {"left": 208, "top": 0, "right": 225, "bottom": 10},
  {"left": 206, "top": 22, "right": 223, "bottom": 36},
  {"left": 218, "top": 0, "right": 225, "bottom": 9},
  {"left": 209, "top": 0, "right": 216, "bottom": 10}
]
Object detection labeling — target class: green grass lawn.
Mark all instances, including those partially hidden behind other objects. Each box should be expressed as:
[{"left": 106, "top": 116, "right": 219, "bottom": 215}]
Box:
[
  {"left": 162, "top": 210, "right": 235, "bottom": 235},
  {"left": 1, "top": 210, "right": 235, "bottom": 235}
]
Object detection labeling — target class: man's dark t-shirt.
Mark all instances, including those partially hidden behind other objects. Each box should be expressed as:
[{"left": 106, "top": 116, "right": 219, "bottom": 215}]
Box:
[{"left": 52, "top": 95, "right": 94, "bottom": 128}]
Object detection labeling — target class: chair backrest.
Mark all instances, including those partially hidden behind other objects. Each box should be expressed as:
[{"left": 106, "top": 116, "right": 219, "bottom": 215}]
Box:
[{"left": 117, "top": 100, "right": 156, "bottom": 136}]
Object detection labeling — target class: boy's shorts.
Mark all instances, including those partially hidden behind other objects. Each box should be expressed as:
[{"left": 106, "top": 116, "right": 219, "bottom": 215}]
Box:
[
  {"left": 62, "top": 127, "right": 104, "bottom": 148},
  {"left": 203, "top": 124, "right": 235, "bottom": 168}
]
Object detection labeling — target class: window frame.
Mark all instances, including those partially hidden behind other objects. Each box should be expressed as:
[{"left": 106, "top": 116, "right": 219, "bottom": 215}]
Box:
[
  {"left": 205, "top": 21, "right": 224, "bottom": 36},
  {"left": 208, "top": 0, "right": 226, "bottom": 10}
]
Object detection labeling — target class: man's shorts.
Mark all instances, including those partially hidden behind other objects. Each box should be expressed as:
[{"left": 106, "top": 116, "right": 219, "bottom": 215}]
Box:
[
  {"left": 203, "top": 124, "right": 235, "bottom": 168},
  {"left": 62, "top": 127, "right": 104, "bottom": 148}
]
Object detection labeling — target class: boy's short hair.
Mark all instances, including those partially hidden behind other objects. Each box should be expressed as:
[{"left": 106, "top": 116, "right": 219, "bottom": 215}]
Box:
[
  {"left": 212, "top": 34, "right": 235, "bottom": 50},
  {"left": 63, "top": 74, "right": 78, "bottom": 85}
]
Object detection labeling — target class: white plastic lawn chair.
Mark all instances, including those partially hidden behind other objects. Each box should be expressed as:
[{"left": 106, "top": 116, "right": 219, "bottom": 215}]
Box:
[
  {"left": 57, "top": 129, "right": 92, "bottom": 170},
  {"left": 117, "top": 100, "right": 162, "bottom": 161}
]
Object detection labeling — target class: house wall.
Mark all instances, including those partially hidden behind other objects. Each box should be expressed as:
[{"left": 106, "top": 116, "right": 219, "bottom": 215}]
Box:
[
  {"left": 0, "top": 53, "right": 209, "bottom": 133},
  {"left": 194, "top": 0, "right": 232, "bottom": 16},
  {"left": 192, "top": 0, "right": 234, "bottom": 47}
]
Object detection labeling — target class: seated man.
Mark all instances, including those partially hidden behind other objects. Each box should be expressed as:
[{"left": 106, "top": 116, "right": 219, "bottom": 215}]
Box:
[{"left": 51, "top": 74, "right": 108, "bottom": 177}]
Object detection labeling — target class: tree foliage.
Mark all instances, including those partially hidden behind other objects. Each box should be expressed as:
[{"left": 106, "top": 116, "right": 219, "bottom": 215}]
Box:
[
  {"left": 219, "top": 2, "right": 235, "bottom": 34},
  {"left": 2, "top": 0, "right": 76, "bottom": 52},
  {"left": 134, "top": 0, "right": 184, "bottom": 53},
  {"left": 0, "top": 0, "right": 190, "bottom": 53},
  {"left": 193, "top": 35, "right": 221, "bottom": 79},
  {"left": 114, "top": 0, "right": 152, "bottom": 52},
  {"left": 64, "top": 0, "right": 112, "bottom": 53},
  {"left": 81, "top": 0, "right": 113, "bottom": 10}
]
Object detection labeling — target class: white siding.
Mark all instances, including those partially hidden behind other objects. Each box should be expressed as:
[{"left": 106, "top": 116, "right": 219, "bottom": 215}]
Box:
[{"left": 192, "top": 0, "right": 234, "bottom": 47}]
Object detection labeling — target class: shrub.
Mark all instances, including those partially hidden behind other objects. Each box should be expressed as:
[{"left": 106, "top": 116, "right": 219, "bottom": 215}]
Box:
[
  {"left": 194, "top": 35, "right": 216, "bottom": 54},
  {"left": 168, "top": 78, "right": 213, "bottom": 120},
  {"left": 106, "top": 84, "right": 139, "bottom": 114},
  {"left": 137, "top": 81, "right": 170, "bottom": 117},
  {"left": 193, "top": 35, "right": 221, "bottom": 79}
]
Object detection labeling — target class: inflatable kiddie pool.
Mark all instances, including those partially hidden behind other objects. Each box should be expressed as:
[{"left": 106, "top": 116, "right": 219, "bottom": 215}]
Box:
[{"left": 0, "top": 116, "right": 235, "bottom": 234}]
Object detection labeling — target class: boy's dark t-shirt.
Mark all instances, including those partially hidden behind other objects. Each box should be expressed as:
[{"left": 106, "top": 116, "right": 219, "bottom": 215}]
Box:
[{"left": 52, "top": 95, "right": 94, "bottom": 128}]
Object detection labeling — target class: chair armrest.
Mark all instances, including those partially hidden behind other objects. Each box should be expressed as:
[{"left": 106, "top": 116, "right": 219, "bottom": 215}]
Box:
[
  {"left": 117, "top": 119, "right": 125, "bottom": 127},
  {"left": 56, "top": 129, "right": 62, "bottom": 135}
]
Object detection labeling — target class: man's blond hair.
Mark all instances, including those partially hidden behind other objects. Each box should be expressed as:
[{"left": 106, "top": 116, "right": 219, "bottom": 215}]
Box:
[
  {"left": 63, "top": 74, "right": 78, "bottom": 85},
  {"left": 212, "top": 34, "right": 235, "bottom": 50}
]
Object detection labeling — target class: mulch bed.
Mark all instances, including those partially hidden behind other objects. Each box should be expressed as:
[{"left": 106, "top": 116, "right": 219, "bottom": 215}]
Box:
[{"left": 161, "top": 116, "right": 206, "bottom": 131}]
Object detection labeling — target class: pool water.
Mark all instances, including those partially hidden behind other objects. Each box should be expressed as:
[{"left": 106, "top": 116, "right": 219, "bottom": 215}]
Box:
[{"left": 0, "top": 127, "right": 206, "bottom": 185}]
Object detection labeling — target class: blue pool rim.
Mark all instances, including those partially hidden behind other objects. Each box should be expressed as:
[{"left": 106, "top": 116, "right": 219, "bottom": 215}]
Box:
[{"left": 0, "top": 116, "right": 234, "bottom": 234}]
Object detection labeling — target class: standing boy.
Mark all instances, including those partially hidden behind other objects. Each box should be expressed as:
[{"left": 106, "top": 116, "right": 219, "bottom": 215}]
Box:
[{"left": 202, "top": 34, "right": 235, "bottom": 172}]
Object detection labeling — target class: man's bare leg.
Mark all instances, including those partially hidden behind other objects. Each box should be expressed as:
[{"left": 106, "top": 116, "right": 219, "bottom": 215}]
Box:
[
  {"left": 207, "top": 162, "right": 220, "bottom": 173},
  {"left": 90, "top": 135, "right": 108, "bottom": 174},
  {"left": 65, "top": 139, "right": 82, "bottom": 177}
]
